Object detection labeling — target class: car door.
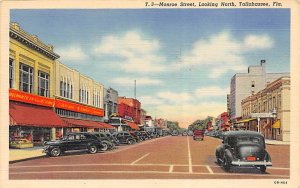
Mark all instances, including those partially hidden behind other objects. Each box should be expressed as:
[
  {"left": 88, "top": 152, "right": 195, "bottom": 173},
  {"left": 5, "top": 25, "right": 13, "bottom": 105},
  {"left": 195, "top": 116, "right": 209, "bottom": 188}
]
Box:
[
  {"left": 65, "top": 134, "right": 79, "bottom": 150},
  {"left": 117, "top": 133, "right": 124, "bottom": 143},
  {"left": 78, "top": 134, "right": 89, "bottom": 150}
]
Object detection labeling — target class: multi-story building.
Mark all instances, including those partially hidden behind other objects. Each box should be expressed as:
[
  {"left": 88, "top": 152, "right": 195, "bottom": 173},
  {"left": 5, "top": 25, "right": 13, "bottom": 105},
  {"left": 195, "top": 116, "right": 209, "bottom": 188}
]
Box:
[
  {"left": 145, "top": 116, "right": 154, "bottom": 127},
  {"left": 9, "top": 22, "right": 65, "bottom": 146},
  {"left": 240, "top": 76, "right": 290, "bottom": 141},
  {"left": 118, "top": 97, "right": 141, "bottom": 124},
  {"left": 54, "top": 61, "right": 113, "bottom": 135},
  {"left": 140, "top": 109, "right": 147, "bottom": 126},
  {"left": 229, "top": 60, "right": 289, "bottom": 121},
  {"left": 103, "top": 87, "right": 118, "bottom": 121}
]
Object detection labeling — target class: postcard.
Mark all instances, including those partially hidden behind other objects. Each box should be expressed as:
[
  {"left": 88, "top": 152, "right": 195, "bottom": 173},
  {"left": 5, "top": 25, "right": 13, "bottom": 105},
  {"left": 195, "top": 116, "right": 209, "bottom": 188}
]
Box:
[{"left": 0, "top": 0, "right": 299, "bottom": 188}]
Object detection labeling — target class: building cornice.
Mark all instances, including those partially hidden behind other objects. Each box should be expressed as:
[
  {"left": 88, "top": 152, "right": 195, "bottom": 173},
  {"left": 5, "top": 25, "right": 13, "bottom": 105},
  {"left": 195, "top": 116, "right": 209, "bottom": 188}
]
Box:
[{"left": 10, "top": 23, "right": 60, "bottom": 60}]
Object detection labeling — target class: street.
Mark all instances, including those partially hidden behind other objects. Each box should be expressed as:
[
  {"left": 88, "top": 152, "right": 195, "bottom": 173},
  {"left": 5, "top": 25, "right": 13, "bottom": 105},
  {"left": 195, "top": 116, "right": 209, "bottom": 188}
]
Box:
[{"left": 9, "top": 135, "right": 289, "bottom": 179}]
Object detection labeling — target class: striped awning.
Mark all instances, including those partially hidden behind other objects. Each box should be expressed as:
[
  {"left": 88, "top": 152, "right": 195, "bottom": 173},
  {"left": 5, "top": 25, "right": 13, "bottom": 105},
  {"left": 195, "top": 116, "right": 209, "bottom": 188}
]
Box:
[{"left": 237, "top": 118, "right": 256, "bottom": 123}]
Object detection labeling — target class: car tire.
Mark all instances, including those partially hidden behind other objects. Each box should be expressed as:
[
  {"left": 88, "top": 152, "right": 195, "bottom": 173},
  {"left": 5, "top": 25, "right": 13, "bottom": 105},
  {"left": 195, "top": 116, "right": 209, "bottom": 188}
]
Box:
[
  {"left": 259, "top": 165, "right": 267, "bottom": 172},
  {"left": 89, "top": 145, "right": 98, "bottom": 154},
  {"left": 223, "top": 156, "right": 231, "bottom": 171},
  {"left": 101, "top": 143, "right": 108, "bottom": 151},
  {"left": 50, "top": 147, "right": 61, "bottom": 157},
  {"left": 127, "top": 139, "right": 133, "bottom": 145}
]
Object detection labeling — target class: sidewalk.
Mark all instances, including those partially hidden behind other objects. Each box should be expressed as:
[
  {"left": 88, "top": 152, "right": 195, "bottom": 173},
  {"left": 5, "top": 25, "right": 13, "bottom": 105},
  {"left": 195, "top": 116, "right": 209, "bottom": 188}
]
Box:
[
  {"left": 9, "top": 146, "right": 45, "bottom": 163},
  {"left": 265, "top": 139, "right": 290, "bottom": 145}
]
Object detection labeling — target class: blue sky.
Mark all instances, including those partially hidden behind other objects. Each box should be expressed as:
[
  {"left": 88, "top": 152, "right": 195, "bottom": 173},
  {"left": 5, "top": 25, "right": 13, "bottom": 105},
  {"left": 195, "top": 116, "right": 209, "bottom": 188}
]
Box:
[{"left": 11, "top": 9, "right": 290, "bottom": 127}]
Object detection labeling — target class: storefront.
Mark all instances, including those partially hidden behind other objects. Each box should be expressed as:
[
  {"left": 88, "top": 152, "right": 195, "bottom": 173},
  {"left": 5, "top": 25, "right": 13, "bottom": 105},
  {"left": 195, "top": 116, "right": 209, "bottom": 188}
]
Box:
[{"left": 9, "top": 98, "right": 67, "bottom": 148}]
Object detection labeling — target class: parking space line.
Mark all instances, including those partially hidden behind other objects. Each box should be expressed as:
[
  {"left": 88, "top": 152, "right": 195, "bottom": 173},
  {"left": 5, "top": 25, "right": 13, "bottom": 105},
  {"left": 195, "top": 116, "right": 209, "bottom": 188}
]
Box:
[
  {"left": 187, "top": 136, "right": 193, "bottom": 173},
  {"left": 169, "top": 165, "right": 174, "bottom": 173},
  {"left": 131, "top": 153, "right": 150, "bottom": 165},
  {"left": 206, "top": 165, "right": 214, "bottom": 174}
]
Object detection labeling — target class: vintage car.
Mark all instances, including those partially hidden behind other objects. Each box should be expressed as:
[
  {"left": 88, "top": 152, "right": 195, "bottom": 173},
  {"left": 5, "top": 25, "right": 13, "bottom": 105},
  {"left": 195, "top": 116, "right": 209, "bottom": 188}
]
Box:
[
  {"left": 112, "top": 131, "right": 135, "bottom": 144},
  {"left": 193, "top": 130, "right": 204, "bottom": 141},
  {"left": 43, "top": 132, "right": 103, "bottom": 157},
  {"left": 91, "top": 132, "right": 115, "bottom": 151},
  {"left": 215, "top": 131, "right": 272, "bottom": 172}
]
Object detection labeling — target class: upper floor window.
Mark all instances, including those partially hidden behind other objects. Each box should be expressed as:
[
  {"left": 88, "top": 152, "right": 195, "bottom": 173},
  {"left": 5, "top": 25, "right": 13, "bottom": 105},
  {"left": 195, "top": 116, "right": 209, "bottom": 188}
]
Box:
[
  {"left": 38, "top": 71, "right": 50, "bottom": 97},
  {"left": 79, "top": 85, "right": 89, "bottom": 104},
  {"left": 60, "top": 77, "right": 73, "bottom": 99},
  {"left": 19, "top": 63, "right": 34, "bottom": 93},
  {"left": 9, "top": 58, "right": 14, "bottom": 88}
]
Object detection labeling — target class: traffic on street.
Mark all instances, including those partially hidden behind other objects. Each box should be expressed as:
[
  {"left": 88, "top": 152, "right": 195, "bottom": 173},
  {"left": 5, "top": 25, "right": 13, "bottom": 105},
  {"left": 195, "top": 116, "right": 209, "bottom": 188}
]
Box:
[{"left": 9, "top": 133, "right": 289, "bottom": 179}]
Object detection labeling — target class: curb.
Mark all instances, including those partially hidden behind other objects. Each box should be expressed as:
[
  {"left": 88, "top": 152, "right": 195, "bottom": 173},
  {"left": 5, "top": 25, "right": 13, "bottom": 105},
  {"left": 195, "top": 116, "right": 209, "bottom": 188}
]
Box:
[{"left": 9, "top": 155, "right": 45, "bottom": 164}]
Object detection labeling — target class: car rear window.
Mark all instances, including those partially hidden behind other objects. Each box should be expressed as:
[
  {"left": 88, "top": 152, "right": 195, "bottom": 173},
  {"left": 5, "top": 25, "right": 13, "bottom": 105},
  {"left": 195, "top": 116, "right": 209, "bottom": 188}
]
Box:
[{"left": 237, "top": 136, "right": 261, "bottom": 144}]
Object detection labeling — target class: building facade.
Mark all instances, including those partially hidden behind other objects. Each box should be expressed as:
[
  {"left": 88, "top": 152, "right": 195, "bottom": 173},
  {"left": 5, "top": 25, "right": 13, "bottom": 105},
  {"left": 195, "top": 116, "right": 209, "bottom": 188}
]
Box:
[
  {"left": 240, "top": 76, "right": 290, "bottom": 141},
  {"left": 118, "top": 97, "right": 141, "bottom": 124},
  {"left": 229, "top": 60, "right": 289, "bottom": 121},
  {"left": 9, "top": 22, "right": 63, "bottom": 147},
  {"left": 103, "top": 87, "right": 118, "bottom": 121}
]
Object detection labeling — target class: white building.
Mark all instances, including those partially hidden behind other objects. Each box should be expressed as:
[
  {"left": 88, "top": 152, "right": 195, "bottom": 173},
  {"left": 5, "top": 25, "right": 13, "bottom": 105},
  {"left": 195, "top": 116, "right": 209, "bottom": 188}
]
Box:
[{"left": 229, "top": 60, "right": 289, "bottom": 121}]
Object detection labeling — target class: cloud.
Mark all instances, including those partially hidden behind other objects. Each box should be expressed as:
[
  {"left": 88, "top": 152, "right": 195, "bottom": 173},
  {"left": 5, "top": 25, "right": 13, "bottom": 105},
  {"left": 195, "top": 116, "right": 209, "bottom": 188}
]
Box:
[
  {"left": 56, "top": 45, "right": 88, "bottom": 62},
  {"left": 111, "top": 77, "right": 163, "bottom": 86},
  {"left": 139, "top": 96, "right": 164, "bottom": 106},
  {"left": 195, "top": 86, "right": 229, "bottom": 98},
  {"left": 174, "top": 31, "right": 274, "bottom": 78},
  {"left": 244, "top": 34, "right": 274, "bottom": 49},
  {"left": 156, "top": 91, "right": 191, "bottom": 104},
  {"left": 93, "top": 31, "right": 166, "bottom": 73}
]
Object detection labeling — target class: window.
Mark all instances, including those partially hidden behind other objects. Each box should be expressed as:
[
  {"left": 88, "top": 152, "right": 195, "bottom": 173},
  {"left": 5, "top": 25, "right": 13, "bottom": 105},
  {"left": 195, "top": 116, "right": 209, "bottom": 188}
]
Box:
[
  {"left": 60, "top": 77, "right": 73, "bottom": 99},
  {"left": 9, "top": 58, "right": 14, "bottom": 88},
  {"left": 38, "top": 71, "right": 50, "bottom": 97},
  {"left": 19, "top": 63, "right": 34, "bottom": 93}
]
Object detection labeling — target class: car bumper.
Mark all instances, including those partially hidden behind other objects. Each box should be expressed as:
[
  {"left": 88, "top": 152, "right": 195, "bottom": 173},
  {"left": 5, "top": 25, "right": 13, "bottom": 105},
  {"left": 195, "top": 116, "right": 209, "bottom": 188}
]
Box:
[{"left": 231, "top": 160, "right": 272, "bottom": 166}]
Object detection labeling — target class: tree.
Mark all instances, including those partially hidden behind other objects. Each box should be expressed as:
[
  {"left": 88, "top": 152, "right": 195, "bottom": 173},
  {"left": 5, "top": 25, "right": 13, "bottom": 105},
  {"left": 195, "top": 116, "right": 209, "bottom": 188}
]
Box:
[{"left": 167, "top": 121, "right": 179, "bottom": 131}]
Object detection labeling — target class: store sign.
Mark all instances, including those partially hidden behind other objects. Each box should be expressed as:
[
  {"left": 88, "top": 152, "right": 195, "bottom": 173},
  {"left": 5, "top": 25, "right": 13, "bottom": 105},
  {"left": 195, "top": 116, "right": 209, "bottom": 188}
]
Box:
[
  {"left": 9, "top": 89, "right": 54, "bottom": 107},
  {"left": 250, "top": 113, "right": 273, "bottom": 118},
  {"left": 55, "top": 99, "right": 104, "bottom": 117}
]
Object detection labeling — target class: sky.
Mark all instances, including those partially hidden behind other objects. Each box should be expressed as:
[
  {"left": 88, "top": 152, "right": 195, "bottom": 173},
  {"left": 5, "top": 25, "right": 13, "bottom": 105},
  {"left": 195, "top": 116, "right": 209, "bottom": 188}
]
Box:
[{"left": 10, "top": 9, "right": 290, "bottom": 128}]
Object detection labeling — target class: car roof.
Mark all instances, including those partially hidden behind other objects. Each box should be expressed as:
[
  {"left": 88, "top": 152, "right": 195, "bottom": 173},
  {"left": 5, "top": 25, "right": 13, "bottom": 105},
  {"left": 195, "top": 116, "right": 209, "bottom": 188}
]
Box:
[{"left": 223, "top": 131, "right": 264, "bottom": 137}]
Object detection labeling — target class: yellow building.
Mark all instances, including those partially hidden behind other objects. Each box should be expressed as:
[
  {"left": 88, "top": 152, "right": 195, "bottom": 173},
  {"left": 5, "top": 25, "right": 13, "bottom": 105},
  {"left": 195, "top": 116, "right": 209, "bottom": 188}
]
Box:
[
  {"left": 241, "top": 76, "right": 290, "bottom": 141},
  {"left": 9, "top": 22, "right": 64, "bottom": 147}
]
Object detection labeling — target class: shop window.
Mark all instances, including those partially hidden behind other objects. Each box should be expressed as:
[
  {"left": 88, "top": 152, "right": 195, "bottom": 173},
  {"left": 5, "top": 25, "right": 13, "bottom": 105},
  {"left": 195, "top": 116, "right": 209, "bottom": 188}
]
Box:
[
  {"left": 9, "top": 58, "right": 14, "bottom": 88},
  {"left": 38, "top": 71, "right": 50, "bottom": 97},
  {"left": 19, "top": 63, "right": 34, "bottom": 93}
]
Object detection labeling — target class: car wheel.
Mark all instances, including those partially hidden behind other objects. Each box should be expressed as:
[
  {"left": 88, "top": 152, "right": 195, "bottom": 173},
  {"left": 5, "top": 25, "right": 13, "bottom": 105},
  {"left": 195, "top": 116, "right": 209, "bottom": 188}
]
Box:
[
  {"left": 259, "top": 165, "right": 267, "bottom": 173},
  {"left": 50, "top": 147, "right": 61, "bottom": 157},
  {"left": 89, "top": 145, "right": 98, "bottom": 154},
  {"left": 127, "top": 139, "right": 133, "bottom": 145},
  {"left": 223, "top": 156, "right": 231, "bottom": 171},
  {"left": 101, "top": 143, "right": 108, "bottom": 151}
]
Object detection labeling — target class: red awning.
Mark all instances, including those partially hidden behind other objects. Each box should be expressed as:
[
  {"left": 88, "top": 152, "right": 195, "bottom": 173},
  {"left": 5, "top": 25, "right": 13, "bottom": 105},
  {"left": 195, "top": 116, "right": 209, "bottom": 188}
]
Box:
[
  {"left": 9, "top": 101, "right": 67, "bottom": 127},
  {"left": 61, "top": 118, "right": 104, "bottom": 129},
  {"left": 99, "top": 122, "right": 115, "bottom": 129},
  {"left": 124, "top": 120, "right": 140, "bottom": 130}
]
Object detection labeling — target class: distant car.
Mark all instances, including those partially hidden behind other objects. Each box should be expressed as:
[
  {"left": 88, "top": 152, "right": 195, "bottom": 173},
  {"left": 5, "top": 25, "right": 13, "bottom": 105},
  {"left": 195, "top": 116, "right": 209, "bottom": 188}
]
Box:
[
  {"left": 182, "top": 131, "right": 188, "bottom": 136},
  {"left": 215, "top": 131, "right": 272, "bottom": 172},
  {"left": 129, "top": 131, "right": 141, "bottom": 142},
  {"left": 43, "top": 132, "right": 102, "bottom": 157},
  {"left": 139, "top": 131, "right": 152, "bottom": 140},
  {"left": 193, "top": 130, "right": 204, "bottom": 141},
  {"left": 171, "top": 130, "right": 179, "bottom": 136},
  {"left": 104, "top": 132, "right": 120, "bottom": 146},
  {"left": 187, "top": 131, "right": 194, "bottom": 136}
]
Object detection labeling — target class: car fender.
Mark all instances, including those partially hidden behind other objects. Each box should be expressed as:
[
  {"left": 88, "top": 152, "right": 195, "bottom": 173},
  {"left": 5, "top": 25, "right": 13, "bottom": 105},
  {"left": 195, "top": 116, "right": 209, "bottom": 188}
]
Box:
[
  {"left": 264, "top": 150, "right": 272, "bottom": 162},
  {"left": 224, "top": 149, "right": 234, "bottom": 163},
  {"left": 88, "top": 141, "right": 102, "bottom": 148}
]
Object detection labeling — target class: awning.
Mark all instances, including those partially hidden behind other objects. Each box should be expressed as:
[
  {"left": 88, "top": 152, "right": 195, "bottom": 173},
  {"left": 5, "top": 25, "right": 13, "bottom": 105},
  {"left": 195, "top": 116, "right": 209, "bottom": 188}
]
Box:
[
  {"left": 99, "top": 122, "right": 115, "bottom": 129},
  {"left": 272, "top": 120, "right": 281, "bottom": 129},
  {"left": 61, "top": 118, "right": 104, "bottom": 129},
  {"left": 236, "top": 118, "right": 256, "bottom": 123},
  {"left": 124, "top": 120, "right": 140, "bottom": 130},
  {"left": 9, "top": 101, "right": 67, "bottom": 127}
]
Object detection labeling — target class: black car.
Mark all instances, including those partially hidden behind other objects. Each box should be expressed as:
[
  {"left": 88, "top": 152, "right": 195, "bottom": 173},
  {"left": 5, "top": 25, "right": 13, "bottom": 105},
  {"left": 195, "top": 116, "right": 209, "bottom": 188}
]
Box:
[
  {"left": 139, "top": 131, "right": 151, "bottom": 140},
  {"left": 104, "top": 132, "right": 120, "bottom": 146},
  {"left": 215, "top": 131, "right": 272, "bottom": 172},
  {"left": 113, "top": 131, "right": 135, "bottom": 144},
  {"left": 43, "top": 132, "right": 103, "bottom": 157},
  {"left": 171, "top": 130, "right": 179, "bottom": 136},
  {"left": 91, "top": 132, "right": 115, "bottom": 151}
]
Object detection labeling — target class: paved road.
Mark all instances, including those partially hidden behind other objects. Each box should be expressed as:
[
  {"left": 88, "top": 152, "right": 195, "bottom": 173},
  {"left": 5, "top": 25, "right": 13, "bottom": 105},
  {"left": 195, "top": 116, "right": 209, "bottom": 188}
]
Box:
[{"left": 9, "top": 136, "right": 290, "bottom": 179}]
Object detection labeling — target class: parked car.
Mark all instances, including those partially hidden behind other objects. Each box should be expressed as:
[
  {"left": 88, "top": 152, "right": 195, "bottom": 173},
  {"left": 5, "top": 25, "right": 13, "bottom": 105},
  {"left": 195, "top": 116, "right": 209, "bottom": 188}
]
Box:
[
  {"left": 113, "top": 131, "right": 135, "bottom": 144},
  {"left": 104, "top": 132, "right": 120, "bottom": 146},
  {"left": 193, "top": 130, "right": 204, "bottom": 141},
  {"left": 129, "top": 131, "right": 141, "bottom": 142},
  {"left": 182, "top": 131, "right": 188, "bottom": 136},
  {"left": 43, "top": 132, "right": 102, "bottom": 157},
  {"left": 215, "top": 131, "right": 272, "bottom": 172},
  {"left": 139, "top": 131, "right": 151, "bottom": 140},
  {"left": 91, "top": 132, "right": 115, "bottom": 151}
]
